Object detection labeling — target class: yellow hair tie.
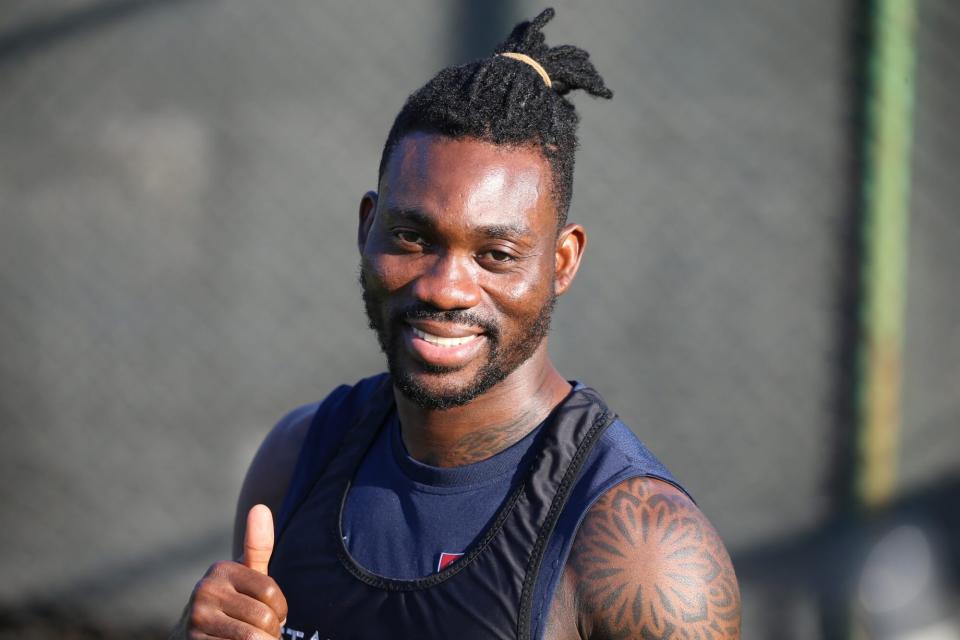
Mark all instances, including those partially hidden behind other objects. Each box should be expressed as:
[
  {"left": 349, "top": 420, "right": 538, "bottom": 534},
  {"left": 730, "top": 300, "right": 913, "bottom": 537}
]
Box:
[{"left": 498, "top": 52, "right": 552, "bottom": 88}]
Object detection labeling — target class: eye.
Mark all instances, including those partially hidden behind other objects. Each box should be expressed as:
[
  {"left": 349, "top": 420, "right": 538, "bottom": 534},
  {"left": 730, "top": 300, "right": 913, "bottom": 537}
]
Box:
[
  {"left": 479, "top": 249, "right": 515, "bottom": 263},
  {"left": 394, "top": 229, "right": 427, "bottom": 246}
]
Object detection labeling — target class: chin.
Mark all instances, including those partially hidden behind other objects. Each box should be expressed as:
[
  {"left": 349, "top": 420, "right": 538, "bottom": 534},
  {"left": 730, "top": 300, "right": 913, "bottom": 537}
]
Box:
[{"left": 391, "top": 364, "right": 509, "bottom": 411}]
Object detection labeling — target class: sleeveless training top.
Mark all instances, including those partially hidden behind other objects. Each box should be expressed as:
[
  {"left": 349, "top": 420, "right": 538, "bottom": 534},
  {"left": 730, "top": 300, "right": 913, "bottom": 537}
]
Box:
[{"left": 270, "top": 374, "right": 686, "bottom": 640}]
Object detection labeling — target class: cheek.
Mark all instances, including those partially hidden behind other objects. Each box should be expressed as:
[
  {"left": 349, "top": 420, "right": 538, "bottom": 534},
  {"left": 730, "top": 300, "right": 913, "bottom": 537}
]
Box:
[
  {"left": 483, "top": 258, "right": 555, "bottom": 315},
  {"left": 363, "top": 253, "right": 416, "bottom": 294}
]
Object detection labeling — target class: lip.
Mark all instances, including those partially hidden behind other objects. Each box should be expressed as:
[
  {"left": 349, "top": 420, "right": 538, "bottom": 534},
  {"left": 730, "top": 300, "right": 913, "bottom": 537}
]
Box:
[
  {"left": 402, "top": 322, "right": 487, "bottom": 369},
  {"left": 406, "top": 319, "right": 485, "bottom": 339}
]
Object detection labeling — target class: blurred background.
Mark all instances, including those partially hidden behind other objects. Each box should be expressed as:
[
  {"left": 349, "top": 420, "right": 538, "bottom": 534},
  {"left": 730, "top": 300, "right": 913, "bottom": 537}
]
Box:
[{"left": 0, "top": 1, "right": 956, "bottom": 638}]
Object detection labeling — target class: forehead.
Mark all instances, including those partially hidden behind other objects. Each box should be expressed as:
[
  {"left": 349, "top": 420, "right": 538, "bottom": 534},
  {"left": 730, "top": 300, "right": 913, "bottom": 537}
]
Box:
[{"left": 381, "top": 133, "right": 555, "bottom": 229}]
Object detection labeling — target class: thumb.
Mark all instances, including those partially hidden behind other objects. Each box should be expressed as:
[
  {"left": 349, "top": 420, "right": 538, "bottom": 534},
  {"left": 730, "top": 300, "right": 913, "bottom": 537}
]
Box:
[{"left": 243, "top": 504, "right": 275, "bottom": 575}]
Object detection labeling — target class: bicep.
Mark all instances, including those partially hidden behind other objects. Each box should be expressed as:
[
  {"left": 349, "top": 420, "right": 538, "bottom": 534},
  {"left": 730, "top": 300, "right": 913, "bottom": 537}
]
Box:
[
  {"left": 231, "top": 404, "right": 315, "bottom": 559},
  {"left": 566, "top": 477, "right": 741, "bottom": 639}
]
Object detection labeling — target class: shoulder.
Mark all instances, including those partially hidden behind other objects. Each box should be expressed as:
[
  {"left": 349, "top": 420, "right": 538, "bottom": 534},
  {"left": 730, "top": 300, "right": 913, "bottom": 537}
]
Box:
[
  {"left": 246, "top": 402, "right": 319, "bottom": 489},
  {"left": 566, "top": 476, "right": 741, "bottom": 639},
  {"left": 245, "top": 373, "right": 392, "bottom": 488},
  {"left": 231, "top": 374, "right": 392, "bottom": 556},
  {"left": 590, "top": 419, "right": 682, "bottom": 487},
  {"left": 254, "top": 372, "right": 393, "bottom": 467}
]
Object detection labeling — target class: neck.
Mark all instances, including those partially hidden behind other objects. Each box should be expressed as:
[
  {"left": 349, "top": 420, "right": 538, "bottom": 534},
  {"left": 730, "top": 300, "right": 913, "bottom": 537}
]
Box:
[{"left": 394, "top": 344, "right": 571, "bottom": 467}]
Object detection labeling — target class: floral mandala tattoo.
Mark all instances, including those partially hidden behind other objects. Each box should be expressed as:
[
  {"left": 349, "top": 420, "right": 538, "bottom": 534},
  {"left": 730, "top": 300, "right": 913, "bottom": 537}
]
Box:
[{"left": 569, "top": 478, "right": 740, "bottom": 639}]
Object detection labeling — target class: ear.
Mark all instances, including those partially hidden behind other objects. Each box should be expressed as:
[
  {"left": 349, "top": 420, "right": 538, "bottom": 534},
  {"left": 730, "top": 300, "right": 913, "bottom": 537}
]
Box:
[
  {"left": 358, "top": 191, "right": 379, "bottom": 254},
  {"left": 554, "top": 223, "right": 586, "bottom": 296}
]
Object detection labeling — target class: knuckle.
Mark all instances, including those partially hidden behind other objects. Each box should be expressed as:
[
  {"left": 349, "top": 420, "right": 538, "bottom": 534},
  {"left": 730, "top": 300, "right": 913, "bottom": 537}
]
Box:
[
  {"left": 208, "top": 559, "right": 235, "bottom": 578},
  {"left": 192, "top": 577, "right": 216, "bottom": 600},
  {"left": 254, "top": 606, "right": 279, "bottom": 632},
  {"left": 263, "top": 579, "right": 288, "bottom": 618},
  {"left": 240, "top": 627, "right": 266, "bottom": 640},
  {"left": 261, "top": 581, "right": 278, "bottom": 601},
  {"left": 187, "top": 604, "right": 209, "bottom": 630}
]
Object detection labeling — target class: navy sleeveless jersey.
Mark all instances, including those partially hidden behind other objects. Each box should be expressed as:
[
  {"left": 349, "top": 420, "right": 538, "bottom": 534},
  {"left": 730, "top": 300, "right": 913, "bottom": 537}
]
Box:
[{"left": 270, "top": 374, "right": 686, "bottom": 640}]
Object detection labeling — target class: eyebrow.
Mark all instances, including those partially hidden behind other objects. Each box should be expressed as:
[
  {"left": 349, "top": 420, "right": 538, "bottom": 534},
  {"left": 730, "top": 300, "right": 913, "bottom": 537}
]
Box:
[{"left": 386, "top": 206, "right": 533, "bottom": 241}]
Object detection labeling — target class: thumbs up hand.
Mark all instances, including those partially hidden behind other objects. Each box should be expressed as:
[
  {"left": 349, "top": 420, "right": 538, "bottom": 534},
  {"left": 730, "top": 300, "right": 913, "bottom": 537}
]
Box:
[{"left": 175, "top": 505, "right": 289, "bottom": 640}]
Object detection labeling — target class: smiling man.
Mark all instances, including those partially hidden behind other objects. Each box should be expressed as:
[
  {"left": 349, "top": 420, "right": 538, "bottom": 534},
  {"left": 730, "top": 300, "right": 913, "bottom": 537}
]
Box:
[{"left": 175, "top": 9, "right": 740, "bottom": 640}]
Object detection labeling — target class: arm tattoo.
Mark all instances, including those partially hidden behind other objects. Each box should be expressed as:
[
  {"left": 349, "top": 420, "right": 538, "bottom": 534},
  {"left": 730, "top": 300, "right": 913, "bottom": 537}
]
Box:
[{"left": 568, "top": 477, "right": 741, "bottom": 639}]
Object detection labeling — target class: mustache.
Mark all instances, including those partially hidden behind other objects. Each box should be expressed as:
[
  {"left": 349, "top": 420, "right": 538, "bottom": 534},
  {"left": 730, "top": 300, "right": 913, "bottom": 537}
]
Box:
[{"left": 391, "top": 305, "right": 499, "bottom": 337}]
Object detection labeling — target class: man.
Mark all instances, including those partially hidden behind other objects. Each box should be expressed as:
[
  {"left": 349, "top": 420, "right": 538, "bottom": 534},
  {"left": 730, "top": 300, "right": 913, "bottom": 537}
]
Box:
[{"left": 175, "top": 9, "right": 740, "bottom": 640}]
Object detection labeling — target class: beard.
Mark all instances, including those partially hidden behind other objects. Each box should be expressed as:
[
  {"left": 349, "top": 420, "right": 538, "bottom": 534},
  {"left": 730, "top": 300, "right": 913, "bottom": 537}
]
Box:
[{"left": 360, "top": 269, "right": 556, "bottom": 410}]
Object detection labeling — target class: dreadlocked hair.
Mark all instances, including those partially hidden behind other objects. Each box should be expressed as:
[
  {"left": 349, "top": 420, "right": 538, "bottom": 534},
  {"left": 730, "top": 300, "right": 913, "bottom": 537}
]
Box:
[{"left": 377, "top": 7, "right": 613, "bottom": 227}]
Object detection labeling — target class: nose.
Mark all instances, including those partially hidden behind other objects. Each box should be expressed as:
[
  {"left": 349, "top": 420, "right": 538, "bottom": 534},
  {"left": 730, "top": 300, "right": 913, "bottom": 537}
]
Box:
[{"left": 411, "top": 251, "right": 482, "bottom": 310}]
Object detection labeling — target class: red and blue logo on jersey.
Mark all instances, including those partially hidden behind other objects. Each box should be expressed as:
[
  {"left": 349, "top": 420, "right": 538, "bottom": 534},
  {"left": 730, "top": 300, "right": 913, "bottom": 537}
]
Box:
[{"left": 436, "top": 551, "right": 464, "bottom": 572}]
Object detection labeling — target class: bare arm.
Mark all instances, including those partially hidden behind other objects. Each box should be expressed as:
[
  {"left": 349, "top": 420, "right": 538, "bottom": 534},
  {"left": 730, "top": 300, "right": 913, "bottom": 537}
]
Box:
[
  {"left": 170, "top": 406, "right": 313, "bottom": 639},
  {"left": 230, "top": 403, "right": 315, "bottom": 559},
  {"left": 562, "top": 477, "right": 741, "bottom": 640}
]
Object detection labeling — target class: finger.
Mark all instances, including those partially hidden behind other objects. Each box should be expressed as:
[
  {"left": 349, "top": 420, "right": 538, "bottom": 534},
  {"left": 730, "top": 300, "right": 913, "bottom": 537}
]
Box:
[
  {"left": 206, "top": 610, "right": 280, "bottom": 640},
  {"left": 220, "top": 591, "right": 283, "bottom": 636},
  {"left": 230, "top": 571, "right": 288, "bottom": 625},
  {"left": 184, "top": 632, "right": 224, "bottom": 640},
  {"left": 243, "top": 504, "right": 274, "bottom": 575}
]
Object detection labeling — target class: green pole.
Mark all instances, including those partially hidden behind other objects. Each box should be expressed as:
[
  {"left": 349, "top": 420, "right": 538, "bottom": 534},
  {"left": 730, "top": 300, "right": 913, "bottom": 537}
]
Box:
[{"left": 856, "top": 0, "right": 917, "bottom": 511}]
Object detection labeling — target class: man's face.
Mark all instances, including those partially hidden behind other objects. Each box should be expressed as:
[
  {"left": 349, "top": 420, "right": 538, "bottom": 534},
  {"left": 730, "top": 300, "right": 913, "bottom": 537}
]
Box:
[{"left": 359, "top": 133, "right": 563, "bottom": 410}]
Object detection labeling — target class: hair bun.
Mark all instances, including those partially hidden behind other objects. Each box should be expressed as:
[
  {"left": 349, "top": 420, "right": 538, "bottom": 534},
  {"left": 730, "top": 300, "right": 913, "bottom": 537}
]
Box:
[{"left": 493, "top": 8, "right": 613, "bottom": 99}]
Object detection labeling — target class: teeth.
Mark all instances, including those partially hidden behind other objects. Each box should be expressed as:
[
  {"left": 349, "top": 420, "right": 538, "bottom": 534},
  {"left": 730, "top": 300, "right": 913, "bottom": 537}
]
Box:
[{"left": 412, "top": 327, "right": 479, "bottom": 347}]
